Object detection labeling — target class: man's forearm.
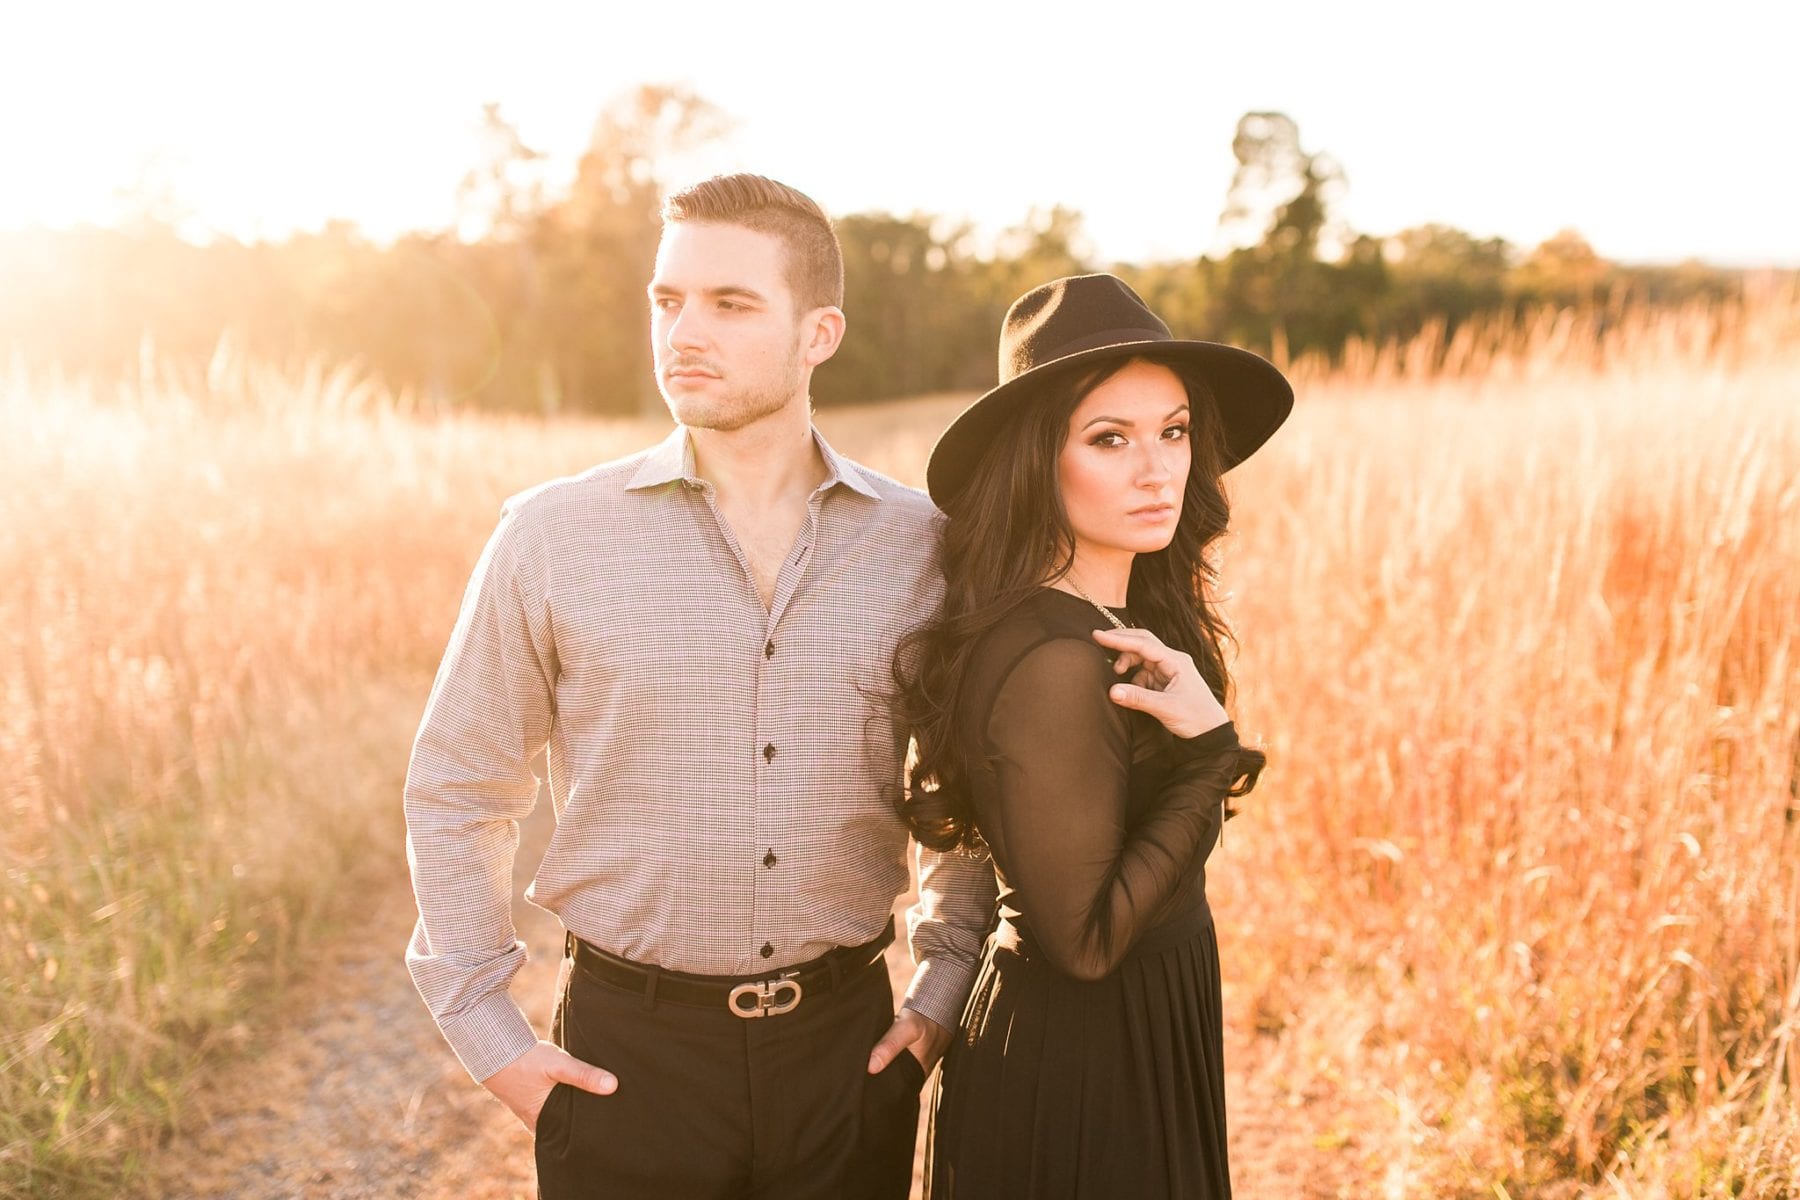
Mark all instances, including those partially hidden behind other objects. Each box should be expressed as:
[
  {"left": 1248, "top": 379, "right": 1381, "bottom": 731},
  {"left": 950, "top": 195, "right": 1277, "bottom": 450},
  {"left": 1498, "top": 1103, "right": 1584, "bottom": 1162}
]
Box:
[
  {"left": 904, "top": 843, "right": 997, "bottom": 1028},
  {"left": 402, "top": 506, "right": 556, "bottom": 1081}
]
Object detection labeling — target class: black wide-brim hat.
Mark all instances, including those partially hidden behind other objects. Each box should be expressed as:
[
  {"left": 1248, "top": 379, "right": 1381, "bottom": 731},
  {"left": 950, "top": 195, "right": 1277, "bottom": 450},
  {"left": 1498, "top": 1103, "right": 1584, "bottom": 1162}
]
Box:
[{"left": 925, "top": 273, "right": 1294, "bottom": 505}]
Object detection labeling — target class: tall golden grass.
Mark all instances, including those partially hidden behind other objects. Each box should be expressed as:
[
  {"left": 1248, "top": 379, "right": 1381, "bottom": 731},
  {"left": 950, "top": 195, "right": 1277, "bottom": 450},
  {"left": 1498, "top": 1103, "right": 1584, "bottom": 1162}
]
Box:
[
  {"left": 0, "top": 360, "right": 661, "bottom": 1196},
  {"left": 3, "top": 283, "right": 1796, "bottom": 1197},
  {"left": 1222, "top": 282, "right": 1800, "bottom": 1194}
]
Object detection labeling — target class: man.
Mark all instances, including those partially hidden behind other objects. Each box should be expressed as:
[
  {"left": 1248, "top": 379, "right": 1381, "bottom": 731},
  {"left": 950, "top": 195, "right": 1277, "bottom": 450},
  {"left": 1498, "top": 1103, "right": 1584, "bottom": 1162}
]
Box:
[{"left": 403, "top": 174, "right": 995, "bottom": 1199}]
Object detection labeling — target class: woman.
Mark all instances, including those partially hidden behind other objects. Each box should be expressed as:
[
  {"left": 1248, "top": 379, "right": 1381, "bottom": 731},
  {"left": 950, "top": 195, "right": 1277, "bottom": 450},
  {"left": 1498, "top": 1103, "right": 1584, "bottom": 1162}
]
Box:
[{"left": 897, "top": 274, "right": 1292, "bottom": 1198}]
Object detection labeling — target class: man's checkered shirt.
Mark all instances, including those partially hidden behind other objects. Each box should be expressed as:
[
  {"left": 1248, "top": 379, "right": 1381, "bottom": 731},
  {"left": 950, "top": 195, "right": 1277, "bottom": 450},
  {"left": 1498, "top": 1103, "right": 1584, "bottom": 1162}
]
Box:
[{"left": 403, "top": 427, "right": 996, "bottom": 1082}]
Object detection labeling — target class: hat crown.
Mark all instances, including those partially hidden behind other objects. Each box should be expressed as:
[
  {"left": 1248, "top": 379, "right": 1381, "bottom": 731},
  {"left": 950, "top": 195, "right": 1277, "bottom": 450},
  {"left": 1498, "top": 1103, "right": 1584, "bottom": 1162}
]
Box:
[
  {"left": 924, "top": 272, "right": 1293, "bottom": 504},
  {"left": 1000, "top": 274, "right": 1174, "bottom": 384}
]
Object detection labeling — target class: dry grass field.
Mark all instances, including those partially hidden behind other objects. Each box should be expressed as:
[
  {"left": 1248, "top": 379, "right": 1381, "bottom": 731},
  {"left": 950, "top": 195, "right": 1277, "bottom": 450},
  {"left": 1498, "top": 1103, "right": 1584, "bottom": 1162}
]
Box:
[{"left": 3, "top": 286, "right": 1797, "bottom": 1198}]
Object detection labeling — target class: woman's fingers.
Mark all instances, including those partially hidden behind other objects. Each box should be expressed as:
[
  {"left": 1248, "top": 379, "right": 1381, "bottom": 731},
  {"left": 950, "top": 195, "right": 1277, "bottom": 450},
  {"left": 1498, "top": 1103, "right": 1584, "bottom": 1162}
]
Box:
[
  {"left": 1114, "top": 658, "right": 1163, "bottom": 689},
  {"left": 1107, "top": 682, "right": 1171, "bottom": 721},
  {"left": 1092, "top": 626, "right": 1181, "bottom": 667},
  {"left": 1094, "top": 628, "right": 1229, "bottom": 737},
  {"left": 1109, "top": 679, "right": 1227, "bottom": 738},
  {"left": 1094, "top": 628, "right": 1188, "bottom": 684},
  {"left": 1091, "top": 626, "right": 1162, "bottom": 648},
  {"left": 1108, "top": 649, "right": 1169, "bottom": 689}
]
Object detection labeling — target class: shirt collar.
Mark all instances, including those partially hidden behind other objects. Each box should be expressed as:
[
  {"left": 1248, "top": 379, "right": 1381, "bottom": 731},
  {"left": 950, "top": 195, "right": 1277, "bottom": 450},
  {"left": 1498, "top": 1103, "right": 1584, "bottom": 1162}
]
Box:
[
  {"left": 626, "top": 426, "right": 695, "bottom": 491},
  {"left": 813, "top": 429, "right": 882, "bottom": 501},
  {"left": 627, "top": 425, "right": 882, "bottom": 502}
]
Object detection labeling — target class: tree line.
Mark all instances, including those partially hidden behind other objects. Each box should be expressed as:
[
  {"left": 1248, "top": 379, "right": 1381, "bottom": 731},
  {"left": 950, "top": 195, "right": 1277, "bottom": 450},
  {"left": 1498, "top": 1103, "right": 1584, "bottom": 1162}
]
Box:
[{"left": 0, "top": 92, "right": 1752, "bottom": 415}]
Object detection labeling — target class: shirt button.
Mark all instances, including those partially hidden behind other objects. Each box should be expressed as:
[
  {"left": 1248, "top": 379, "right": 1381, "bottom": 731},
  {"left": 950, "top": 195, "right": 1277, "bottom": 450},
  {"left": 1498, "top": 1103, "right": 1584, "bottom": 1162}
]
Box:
[
  {"left": 760, "top": 942, "right": 774, "bottom": 959},
  {"left": 763, "top": 743, "right": 776, "bottom": 762},
  {"left": 763, "top": 849, "right": 777, "bottom": 868},
  {"left": 764, "top": 639, "right": 775, "bottom": 659}
]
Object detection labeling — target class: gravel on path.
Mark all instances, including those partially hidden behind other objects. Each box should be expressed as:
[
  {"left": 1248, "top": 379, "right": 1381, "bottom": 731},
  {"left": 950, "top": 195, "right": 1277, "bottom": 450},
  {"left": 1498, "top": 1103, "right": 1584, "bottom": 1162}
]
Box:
[{"left": 146, "top": 803, "right": 1375, "bottom": 1198}]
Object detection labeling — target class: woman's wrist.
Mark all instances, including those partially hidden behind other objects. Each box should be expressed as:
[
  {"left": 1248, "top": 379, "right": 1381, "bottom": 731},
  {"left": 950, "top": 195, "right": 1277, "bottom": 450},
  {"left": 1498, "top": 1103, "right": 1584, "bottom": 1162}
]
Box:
[{"left": 1172, "top": 719, "right": 1238, "bottom": 760}]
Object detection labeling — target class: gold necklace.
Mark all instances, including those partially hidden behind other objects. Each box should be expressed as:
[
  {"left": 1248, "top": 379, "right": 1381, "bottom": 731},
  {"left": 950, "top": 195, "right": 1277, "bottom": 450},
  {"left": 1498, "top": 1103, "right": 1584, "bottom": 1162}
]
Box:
[{"left": 1065, "top": 578, "right": 1130, "bottom": 631}]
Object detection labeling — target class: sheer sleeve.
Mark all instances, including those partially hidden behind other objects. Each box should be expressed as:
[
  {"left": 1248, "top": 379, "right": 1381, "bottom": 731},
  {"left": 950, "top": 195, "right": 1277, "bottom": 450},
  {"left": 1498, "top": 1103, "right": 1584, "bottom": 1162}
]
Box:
[{"left": 980, "top": 637, "right": 1244, "bottom": 983}]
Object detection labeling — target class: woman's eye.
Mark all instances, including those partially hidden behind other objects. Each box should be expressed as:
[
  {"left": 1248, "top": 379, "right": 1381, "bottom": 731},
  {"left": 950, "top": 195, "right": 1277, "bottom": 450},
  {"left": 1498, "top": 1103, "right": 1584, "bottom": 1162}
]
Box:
[
  {"left": 1163, "top": 424, "right": 1190, "bottom": 441},
  {"left": 1091, "top": 432, "right": 1126, "bottom": 448}
]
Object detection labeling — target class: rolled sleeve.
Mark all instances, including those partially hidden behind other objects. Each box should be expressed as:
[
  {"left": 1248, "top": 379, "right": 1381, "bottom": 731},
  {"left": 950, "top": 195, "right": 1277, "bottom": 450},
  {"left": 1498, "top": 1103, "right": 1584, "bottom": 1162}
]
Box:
[
  {"left": 902, "top": 842, "right": 996, "bottom": 1029},
  {"left": 406, "top": 925, "right": 539, "bottom": 1081}
]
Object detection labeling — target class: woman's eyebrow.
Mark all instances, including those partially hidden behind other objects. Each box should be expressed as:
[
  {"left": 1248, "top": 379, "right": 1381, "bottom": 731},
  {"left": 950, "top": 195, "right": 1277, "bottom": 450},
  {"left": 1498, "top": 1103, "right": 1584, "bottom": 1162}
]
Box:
[{"left": 1080, "top": 404, "right": 1189, "bottom": 431}]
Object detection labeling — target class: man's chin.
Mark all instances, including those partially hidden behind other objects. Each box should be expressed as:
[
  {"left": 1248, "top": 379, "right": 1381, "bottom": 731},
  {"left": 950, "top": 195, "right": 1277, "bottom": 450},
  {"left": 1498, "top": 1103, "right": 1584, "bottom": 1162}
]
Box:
[
  {"left": 664, "top": 399, "right": 736, "bottom": 432},
  {"left": 662, "top": 393, "right": 789, "bottom": 434},
  {"left": 658, "top": 387, "right": 714, "bottom": 425}
]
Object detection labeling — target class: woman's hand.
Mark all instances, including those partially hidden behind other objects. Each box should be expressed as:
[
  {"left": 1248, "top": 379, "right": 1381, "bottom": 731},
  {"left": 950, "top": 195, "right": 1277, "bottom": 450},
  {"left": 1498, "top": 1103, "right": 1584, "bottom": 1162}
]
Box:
[{"left": 1090, "top": 627, "right": 1229, "bottom": 739}]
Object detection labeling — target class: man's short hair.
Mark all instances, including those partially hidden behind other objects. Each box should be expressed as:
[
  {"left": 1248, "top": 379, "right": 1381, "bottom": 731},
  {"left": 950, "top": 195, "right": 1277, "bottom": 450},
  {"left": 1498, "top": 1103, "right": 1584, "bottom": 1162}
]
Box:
[{"left": 661, "top": 174, "right": 845, "bottom": 311}]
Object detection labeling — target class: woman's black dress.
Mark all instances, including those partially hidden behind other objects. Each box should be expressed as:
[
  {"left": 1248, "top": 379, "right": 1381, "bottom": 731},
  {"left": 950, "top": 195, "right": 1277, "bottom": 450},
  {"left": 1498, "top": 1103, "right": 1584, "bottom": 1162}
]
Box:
[{"left": 925, "top": 587, "right": 1253, "bottom": 1199}]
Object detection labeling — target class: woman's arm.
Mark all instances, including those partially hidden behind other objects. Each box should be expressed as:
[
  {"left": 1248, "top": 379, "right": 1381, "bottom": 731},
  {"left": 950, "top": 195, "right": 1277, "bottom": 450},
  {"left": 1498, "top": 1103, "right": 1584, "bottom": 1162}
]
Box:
[{"left": 980, "top": 637, "right": 1247, "bottom": 982}]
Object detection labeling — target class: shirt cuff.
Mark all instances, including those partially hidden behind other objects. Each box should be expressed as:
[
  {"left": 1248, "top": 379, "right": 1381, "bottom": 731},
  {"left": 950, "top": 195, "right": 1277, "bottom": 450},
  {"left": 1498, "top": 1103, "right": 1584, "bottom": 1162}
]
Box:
[
  {"left": 1172, "top": 719, "right": 1238, "bottom": 763},
  {"left": 439, "top": 990, "right": 540, "bottom": 1083},
  {"left": 901, "top": 953, "right": 980, "bottom": 1032}
]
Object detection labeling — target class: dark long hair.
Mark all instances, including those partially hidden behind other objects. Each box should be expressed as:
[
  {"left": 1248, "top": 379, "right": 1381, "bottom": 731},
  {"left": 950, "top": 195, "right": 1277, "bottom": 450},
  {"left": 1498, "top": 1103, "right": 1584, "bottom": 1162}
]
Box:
[{"left": 893, "top": 354, "right": 1266, "bottom": 853}]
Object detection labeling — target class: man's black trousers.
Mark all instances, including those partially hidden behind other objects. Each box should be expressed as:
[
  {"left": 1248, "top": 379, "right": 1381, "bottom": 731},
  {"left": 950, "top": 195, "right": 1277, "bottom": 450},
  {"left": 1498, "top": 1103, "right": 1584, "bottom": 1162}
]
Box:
[{"left": 534, "top": 942, "right": 924, "bottom": 1199}]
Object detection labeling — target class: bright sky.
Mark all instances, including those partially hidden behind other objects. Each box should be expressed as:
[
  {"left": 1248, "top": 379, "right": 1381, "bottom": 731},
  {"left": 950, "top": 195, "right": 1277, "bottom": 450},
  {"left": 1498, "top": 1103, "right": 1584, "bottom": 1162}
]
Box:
[{"left": 3, "top": 0, "right": 1795, "bottom": 266}]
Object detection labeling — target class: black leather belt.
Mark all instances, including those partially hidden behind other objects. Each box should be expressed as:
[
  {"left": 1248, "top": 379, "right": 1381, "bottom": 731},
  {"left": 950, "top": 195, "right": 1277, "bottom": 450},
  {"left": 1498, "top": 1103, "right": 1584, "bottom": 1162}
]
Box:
[{"left": 567, "top": 917, "right": 895, "bottom": 1018}]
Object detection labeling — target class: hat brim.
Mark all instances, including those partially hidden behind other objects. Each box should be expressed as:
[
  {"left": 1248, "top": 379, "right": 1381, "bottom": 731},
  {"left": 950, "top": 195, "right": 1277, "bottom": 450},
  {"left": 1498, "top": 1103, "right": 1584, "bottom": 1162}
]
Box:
[{"left": 924, "top": 338, "right": 1294, "bottom": 505}]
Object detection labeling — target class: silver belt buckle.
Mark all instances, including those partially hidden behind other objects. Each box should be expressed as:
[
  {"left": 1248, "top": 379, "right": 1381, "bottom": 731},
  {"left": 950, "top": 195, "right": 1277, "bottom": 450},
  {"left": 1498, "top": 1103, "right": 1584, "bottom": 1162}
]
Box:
[{"left": 728, "top": 973, "right": 802, "bottom": 1018}]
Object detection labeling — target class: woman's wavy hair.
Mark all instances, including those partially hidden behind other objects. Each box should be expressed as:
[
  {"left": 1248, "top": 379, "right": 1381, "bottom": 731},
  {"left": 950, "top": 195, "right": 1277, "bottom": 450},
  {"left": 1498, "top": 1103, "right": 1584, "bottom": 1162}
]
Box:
[{"left": 893, "top": 354, "right": 1265, "bottom": 854}]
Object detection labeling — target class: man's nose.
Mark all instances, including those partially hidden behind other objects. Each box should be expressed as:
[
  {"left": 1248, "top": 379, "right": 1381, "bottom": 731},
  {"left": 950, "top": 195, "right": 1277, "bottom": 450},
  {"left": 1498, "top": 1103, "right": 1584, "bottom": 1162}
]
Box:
[{"left": 664, "top": 305, "right": 708, "bottom": 352}]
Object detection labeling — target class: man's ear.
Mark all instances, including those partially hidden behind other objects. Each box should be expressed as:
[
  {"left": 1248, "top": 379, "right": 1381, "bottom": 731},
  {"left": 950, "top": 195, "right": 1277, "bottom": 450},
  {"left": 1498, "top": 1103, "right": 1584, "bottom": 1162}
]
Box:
[{"left": 802, "top": 306, "right": 846, "bottom": 368}]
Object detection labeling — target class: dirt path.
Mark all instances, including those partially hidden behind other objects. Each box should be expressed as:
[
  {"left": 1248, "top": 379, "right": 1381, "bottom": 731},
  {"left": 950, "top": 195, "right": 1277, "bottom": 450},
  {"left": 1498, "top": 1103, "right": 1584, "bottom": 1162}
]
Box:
[{"left": 145, "top": 804, "right": 1377, "bottom": 1199}]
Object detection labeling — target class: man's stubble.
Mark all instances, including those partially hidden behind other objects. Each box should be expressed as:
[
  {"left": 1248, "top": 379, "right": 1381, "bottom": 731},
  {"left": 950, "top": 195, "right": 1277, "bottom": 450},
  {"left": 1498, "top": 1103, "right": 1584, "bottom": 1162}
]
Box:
[{"left": 659, "top": 330, "right": 811, "bottom": 433}]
